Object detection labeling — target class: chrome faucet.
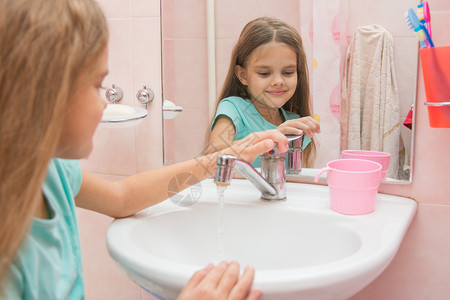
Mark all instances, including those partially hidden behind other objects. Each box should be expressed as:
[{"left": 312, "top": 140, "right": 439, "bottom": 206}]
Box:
[
  {"left": 286, "top": 134, "right": 304, "bottom": 175},
  {"left": 214, "top": 135, "right": 303, "bottom": 200}
]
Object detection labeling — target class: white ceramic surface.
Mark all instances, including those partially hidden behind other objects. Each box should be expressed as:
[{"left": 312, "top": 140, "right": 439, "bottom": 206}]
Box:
[{"left": 107, "top": 179, "right": 416, "bottom": 300}]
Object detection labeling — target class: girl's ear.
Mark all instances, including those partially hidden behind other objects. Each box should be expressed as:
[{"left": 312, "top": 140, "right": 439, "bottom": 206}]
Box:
[{"left": 235, "top": 65, "right": 248, "bottom": 86}]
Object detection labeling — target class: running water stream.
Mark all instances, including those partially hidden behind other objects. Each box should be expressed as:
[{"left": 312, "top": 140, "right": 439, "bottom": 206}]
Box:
[{"left": 216, "top": 184, "right": 227, "bottom": 261}]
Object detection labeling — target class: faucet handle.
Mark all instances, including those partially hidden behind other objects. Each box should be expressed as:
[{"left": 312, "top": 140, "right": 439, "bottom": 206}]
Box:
[
  {"left": 286, "top": 134, "right": 304, "bottom": 175},
  {"left": 264, "top": 134, "right": 303, "bottom": 157},
  {"left": 287, "top": 134, "right": 304, "bottom": 150}
]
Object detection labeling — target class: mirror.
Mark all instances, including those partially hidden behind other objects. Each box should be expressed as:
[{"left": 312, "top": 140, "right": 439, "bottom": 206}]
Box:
[{"left": 161, "top": 0, "right": 418, "bottom": 184}]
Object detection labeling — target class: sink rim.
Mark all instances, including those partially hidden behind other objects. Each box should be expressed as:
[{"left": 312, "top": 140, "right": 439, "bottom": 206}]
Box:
[{"left": 107, "top": 179, "right": 417, "bottom": 296}]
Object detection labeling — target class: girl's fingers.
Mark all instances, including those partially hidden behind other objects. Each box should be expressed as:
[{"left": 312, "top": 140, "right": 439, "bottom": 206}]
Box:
[
  {"left": 276, "top": 126, "right": 304, "bottom": 136},
  {"left": 301, "top": 116, "right": 321, "bottom": 134},
  {"left": 240, "top": 130, "right": 288, "bottom": 151},
  {"left": 201, "top": 261, "right": 229, "bottom": 288},
  {"left": 228, "top": 265, "right": 259, "bottom": 300},
  {"left": 287, "top": 116, "right": 320, "bottom": 129},
  {"left": 227, "top": 129, "right": 289, "bottom": 161},
  {"left": 280, "top": 117, "right": 320, "bottom": 138},
  {"left": 178, "top": 263, "right": 262, "bottom": 300},
  {"left": 178, "top": 263, "right": 215, "bottom": 299},
  {"left": 217, "top": 261, "right": 240, "bottom": 295},
  {"left": 236, "top": 139, "right": 273, "bottom": 163},
  {"left": 183, "top": 263, "right": 214, "bottom": 290},
  {"left": 253, "top": 129, "right": 288, "bottom": 147},
  {"left": 246, "top": 290, "right": 263, "bottom": 300},
  {"left": 252, "top": 139, "right": 275, "bottom": 154}
]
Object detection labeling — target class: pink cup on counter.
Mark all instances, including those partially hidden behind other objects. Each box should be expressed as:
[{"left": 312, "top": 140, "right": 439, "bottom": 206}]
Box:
[
  {"left": 341, "top": 150, "right": 391, "bottom": 181},
  {"left": 314, "top": 159, "right": 382, "bottom": 215}
]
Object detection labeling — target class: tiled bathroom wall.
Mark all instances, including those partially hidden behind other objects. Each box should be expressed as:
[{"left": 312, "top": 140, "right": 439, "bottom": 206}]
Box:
[
  {"left": 77, "top": 0, "right": 162, "bottom": 299},
  {"left": 349, "top": 0, "right": 450, "bottom": 298},
  {"left": 161, "top": 0, "right": 210, "bottom": 164},
  {"left": 78, "top": 0, "right": 450, "bottom": 299}
]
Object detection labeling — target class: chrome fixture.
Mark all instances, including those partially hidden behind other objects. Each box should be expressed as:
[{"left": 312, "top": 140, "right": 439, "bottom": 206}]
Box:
[
  {"left": 136, "top": 85, "right": 154, "bottom": 109},
  {"left": 286, "top": 134, "right": 304, "bottom": 175},
  {"left": 424, "top": 102, "right": 450, "bottom": 107},
  {"left": 215, "top": 154, "right": 279, "bottom": 199},
  {"left": 105, "top": 84, "right": 123, "bottom": 103},
  {"left": 215, "top": 135, "right": 303, "bottom": 200}
]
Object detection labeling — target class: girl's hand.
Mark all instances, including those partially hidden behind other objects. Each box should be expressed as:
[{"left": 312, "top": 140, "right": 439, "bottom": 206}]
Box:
[
  {"left": 224, "top": 129, "right": 289, "bottom": 163},
  {"left": 277, "top": 116, "right": 320, "bottom": 138},
  {"left": 178, "top": 261, "right": 262, "bottom": 300}
]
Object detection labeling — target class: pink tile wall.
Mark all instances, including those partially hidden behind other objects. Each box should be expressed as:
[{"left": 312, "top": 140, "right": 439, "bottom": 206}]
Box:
[
  {"left": 162, "top": 0, "right": 209, "bottom": 164},
  {"left": 77, "top": 0, "right": 162, "bottom": 299},
  {"left": 80, "top": 2, "right": 163, "bottom": 175}
]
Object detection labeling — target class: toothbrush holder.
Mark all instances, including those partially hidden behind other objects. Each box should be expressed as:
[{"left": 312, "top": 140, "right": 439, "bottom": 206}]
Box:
[{"left": 420, "top": 46, "right": 450, "bottom": 128}]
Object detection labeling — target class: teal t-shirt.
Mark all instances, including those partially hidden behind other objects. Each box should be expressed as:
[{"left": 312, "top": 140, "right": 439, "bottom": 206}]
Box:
[
  {"left": 2, "top": 159, "right": 84, "bottom": 300},
  {"left": 211, "top": 96, "right": 311, "bottom": 167}
]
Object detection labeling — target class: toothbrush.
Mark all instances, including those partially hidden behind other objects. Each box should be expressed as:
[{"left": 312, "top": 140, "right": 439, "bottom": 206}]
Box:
[
  {"left": 414, "top": 26, "right": 430, "bottom": 48},
  {"left": 417, "top": 2, "right": 432, "bottom": 38},
  {"left": 405, "top": 8, "right": 433, "bottom": 48},
  {"left": 419, "top": 23, "right": 434, "bottom": 47},
  {"left": 405, "top": 8, "right": 426, "bottom": 48}
]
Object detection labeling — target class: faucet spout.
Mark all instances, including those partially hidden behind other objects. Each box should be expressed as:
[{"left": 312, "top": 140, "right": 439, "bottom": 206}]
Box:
[
  {"left": 215, "top": 135, "right": 303, "bottom": 200},
  {"left": 215, "top": 154, "right": 284, "bottom": 200},
  {"left": 215, "top": 154, "right": 276, "bottom": 197}
]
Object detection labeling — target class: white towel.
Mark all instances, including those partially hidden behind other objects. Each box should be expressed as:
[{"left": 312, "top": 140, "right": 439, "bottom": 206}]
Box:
[{"left": 341, "top": 25, "right": 404, "bottom": 179}]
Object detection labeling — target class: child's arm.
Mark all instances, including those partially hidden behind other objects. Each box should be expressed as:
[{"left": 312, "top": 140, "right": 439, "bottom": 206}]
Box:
[
  {"left": 205, "top": 116, "right": 236, "bottom": 154},
  {"left": 277, "top": 116, "right": 320, "bottom": 138},
  {"left": 75, "top": 129, "right": 287, "bottom": 218}
]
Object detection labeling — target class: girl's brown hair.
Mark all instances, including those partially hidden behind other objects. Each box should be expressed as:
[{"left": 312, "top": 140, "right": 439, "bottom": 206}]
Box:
[
  {"left": 209, "top": 16, "right": 316, "bottom": 166},
  {"left": 0, "top": 0, "right": 108, "bottom": 284}
]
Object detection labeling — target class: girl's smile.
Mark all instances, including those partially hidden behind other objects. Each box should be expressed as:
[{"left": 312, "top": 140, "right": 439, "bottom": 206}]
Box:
[{"left": 266, "top": 89, "right": 288, "bottom": 96}]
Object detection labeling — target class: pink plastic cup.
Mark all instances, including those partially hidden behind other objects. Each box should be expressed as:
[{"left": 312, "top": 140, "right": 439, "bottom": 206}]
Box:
[
  {"left": 314, "top": 159, "right": 382, "bottom": 215},
  {"left": 340, "top": 150, "right": 391, "bottom": 181}
]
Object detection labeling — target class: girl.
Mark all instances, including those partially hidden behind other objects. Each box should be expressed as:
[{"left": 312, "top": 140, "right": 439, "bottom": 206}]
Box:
[
  {"left": 0, "top": 0, "right": 288, "bottom": 299},
  {"left": 206, "top": 17, "right": 320, "bottom": 168}
]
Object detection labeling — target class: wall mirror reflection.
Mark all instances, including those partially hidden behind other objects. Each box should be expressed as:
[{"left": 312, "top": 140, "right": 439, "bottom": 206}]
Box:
[{"left": 161, "top": 0, "right": 419, "bottom": 184}]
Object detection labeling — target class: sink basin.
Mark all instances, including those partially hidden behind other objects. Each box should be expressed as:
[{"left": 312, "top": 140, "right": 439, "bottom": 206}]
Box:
[{"left": 107, "top": 179, "right": 416, "bottom": 300}]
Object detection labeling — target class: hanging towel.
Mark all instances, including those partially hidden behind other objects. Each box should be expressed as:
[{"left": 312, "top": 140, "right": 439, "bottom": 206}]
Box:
[{"left": 341, "top": 25, "right": 405, "bottom": 179}]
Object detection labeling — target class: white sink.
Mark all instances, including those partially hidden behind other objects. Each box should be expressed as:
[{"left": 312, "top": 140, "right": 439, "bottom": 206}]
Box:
[{"left": 107, "top": 179, "right": 416, "bottom": 300}]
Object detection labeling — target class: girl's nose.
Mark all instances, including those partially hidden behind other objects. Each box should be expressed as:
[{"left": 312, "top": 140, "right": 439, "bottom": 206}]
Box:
[{"left": 271, "top": 75, "right": 284, "bottom": 86}]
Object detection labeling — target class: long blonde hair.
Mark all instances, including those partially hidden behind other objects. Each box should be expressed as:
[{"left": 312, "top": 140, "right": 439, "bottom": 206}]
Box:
[
  {"left": 208, "top": 17, "right": 316, "bottom": 167},
  {"left": 0, "top": 0, "right": 108, "bottom": 284}
]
